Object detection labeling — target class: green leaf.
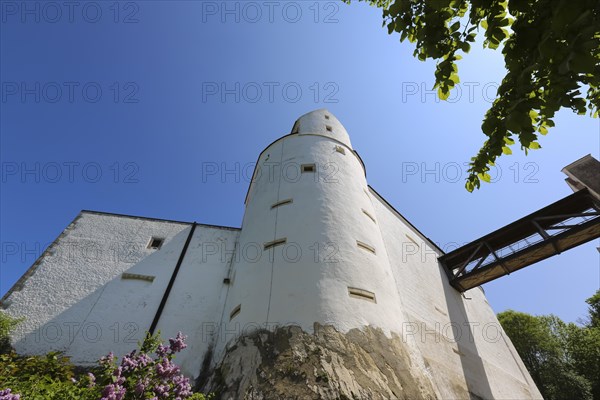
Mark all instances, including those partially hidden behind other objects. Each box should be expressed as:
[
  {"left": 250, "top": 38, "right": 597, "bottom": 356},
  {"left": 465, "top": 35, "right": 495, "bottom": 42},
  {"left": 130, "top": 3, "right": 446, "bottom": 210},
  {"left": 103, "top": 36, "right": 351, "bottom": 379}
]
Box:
[
  {"left": 502, "top": 146, "right": 513, "bottom": 155},
  {"left": 478, "top": 172, "right": 491, "bottom": 183},
  {"left": 438, "top": 87, "right": 451, "bottom": 100},
  {"left": 466, "top": 180, "right": 475, "bottom": 192},
  {"left": 529, "top": 142, "right": 541, "bottom": 149}
]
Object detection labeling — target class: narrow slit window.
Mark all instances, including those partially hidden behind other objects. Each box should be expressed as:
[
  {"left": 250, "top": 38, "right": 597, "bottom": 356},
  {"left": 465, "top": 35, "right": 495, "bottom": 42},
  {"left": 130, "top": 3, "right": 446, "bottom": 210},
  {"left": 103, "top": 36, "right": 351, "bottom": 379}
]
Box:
[
  {"left": 362, "top": 208, "right": 376, "bottom": 223},
  {"left": 264, "top": 238, "right": 287, "bottom": 250},
  {"left": 271, "top": 198, "right": 293, "bottom": 209},
  {"left": 325, "top": 125, "right": 333, "bottom": 132},
  {"left": 147, "top": 237, "right": 164, "bottom": 250},
  {"left": 356, "top": 240, "right": 376, "bottom": 254},
  {"left": 435, "top": 306, "right": 448, "bottom": 316},
  {"left": 301, "top": 164, "right": 316, "bottom": 173},
  {"left": 348, "top": 287, "right": 377, "bottom": 303},
  {"left": 230, "top": 304, "right": 241, "bottom": 320},
  {"left": 122, "top": 273, "right": 155, "bottom": 282},
  {"left": 335, "top": 145, "right": 346, "bottom": 155}
]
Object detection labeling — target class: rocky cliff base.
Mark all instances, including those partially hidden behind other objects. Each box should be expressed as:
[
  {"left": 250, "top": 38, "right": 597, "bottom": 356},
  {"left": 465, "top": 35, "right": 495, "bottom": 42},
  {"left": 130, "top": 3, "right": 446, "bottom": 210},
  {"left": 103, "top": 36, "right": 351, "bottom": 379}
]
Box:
[{"left": 199, "top": 324, "right": 438, "bottom": 400}]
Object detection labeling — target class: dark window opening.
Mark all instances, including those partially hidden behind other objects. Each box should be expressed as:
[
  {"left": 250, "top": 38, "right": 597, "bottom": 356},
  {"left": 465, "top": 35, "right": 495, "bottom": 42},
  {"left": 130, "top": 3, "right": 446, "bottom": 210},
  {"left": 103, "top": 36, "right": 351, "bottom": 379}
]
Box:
[
  {"left": 147, "top": 237, "right": 164, "bottom": 250},
  {"left": 301, "top": 164, "right": 316, "bottom": 173}
]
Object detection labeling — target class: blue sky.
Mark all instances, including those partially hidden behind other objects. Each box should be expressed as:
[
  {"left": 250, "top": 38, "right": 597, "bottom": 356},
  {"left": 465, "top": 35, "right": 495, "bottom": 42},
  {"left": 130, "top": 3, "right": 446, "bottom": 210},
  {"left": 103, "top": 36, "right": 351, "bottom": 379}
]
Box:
[{"left": 1, "top": 1, "right": 598, "bottom": 323}]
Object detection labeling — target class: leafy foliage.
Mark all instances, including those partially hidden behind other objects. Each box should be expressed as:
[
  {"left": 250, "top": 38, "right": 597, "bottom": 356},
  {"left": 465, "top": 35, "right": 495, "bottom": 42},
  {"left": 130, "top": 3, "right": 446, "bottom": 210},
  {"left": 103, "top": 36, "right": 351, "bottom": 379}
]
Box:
[
  {"left": 0, "top": 312, "right": 21, "bottom": 354},
  {"left": 498, "top": 289, "right": 600, "bottom": 400},
  {"left": 586, "top": 290, "right": 600, "bottom": 328},
  {"left": 345, "top": 0, "right": 600, "bottom": 191},
  {"left": 0, "top": 331, "right": 209, "bottom": 400},
  {"left": 0, "top": 351, "right": 96, "bottom": 400}
]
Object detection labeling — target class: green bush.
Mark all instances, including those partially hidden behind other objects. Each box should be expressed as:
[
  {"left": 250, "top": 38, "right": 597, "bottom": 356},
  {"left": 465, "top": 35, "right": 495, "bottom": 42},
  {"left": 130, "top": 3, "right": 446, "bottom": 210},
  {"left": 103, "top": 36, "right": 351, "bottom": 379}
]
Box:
[
  {"left": 0, "top": 351, "right": 97, "bottom": 399},
  {"left": 0, "top": 312, "right": 20, "bottom": 354},
  {"left": 0, "top": 331, "right": 209, "bottom": 399}
]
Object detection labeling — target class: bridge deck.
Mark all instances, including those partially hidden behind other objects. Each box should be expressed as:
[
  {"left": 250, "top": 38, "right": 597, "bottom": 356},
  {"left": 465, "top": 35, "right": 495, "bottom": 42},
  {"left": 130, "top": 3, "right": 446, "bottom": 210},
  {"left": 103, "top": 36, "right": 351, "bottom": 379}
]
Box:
[{"left": 439, "top": 189, "right": 600, "bottom": 292}]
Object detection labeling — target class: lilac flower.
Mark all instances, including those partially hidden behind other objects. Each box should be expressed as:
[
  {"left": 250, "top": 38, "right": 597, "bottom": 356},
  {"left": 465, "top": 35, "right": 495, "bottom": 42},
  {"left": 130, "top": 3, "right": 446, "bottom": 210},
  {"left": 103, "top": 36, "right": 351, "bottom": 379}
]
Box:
[
  {"left": 99, "top": 352, "right": 115, "bottom": 366},
  {"left": 97, "top": 331, "right": 198, "bottom": 399},
  {"left": 172, "top": 375, "right": 193, "bottom": 397},
  {"left": 101, "top": 383, "right": 126, "bottom": 400},
  {"left": 87, "top": 372, "right": 96, "bottom": 388},
  {"left": 154, "top": 384, "right": 170, "bottom": 398},
  {"left": 0, "top": 389, "right": 20, "bottom": 400},
  {"left": 155, "top": 357, "right": 180, "bottom": 378},
  {"left": 168, "top": 332, "right": 187, "bottom": 354},
  {"left": 138, "top": 353, "right": 152, "bottom": 367},
  {"left": 156, "top": 344, "right": 169, "bottom": 358},
  {"left": 121, "top": 353, "right": 139, "bottom": 372},
  {"left": 134, "top": 378, "right": 149, "bottom": 395}
]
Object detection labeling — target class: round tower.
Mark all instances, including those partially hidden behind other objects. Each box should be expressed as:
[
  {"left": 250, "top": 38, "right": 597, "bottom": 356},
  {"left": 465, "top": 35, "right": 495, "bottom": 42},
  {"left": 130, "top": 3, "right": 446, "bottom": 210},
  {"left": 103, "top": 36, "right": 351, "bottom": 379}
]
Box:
[{"left": 217, "top": 109, "right": 406, "bottom": 354}]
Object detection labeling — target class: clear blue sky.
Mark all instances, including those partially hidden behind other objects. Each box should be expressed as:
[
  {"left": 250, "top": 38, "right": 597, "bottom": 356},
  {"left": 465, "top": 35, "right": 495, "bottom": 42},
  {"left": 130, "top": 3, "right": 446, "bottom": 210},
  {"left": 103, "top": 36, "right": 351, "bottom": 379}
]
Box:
[{"left": 1, "top": 1, "right": 598, "bottom": 323}]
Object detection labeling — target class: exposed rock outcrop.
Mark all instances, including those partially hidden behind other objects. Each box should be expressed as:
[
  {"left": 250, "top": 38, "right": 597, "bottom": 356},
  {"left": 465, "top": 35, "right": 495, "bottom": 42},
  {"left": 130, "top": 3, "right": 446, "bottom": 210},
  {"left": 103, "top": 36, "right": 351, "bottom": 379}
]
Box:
[{"left": 200, "top": 324, "right": 438, "bottom": 400}]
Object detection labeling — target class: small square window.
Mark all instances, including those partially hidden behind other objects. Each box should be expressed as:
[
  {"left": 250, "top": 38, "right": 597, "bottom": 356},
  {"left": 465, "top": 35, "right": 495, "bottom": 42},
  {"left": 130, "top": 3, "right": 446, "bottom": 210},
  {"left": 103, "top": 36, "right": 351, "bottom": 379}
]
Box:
[
  {"left": 325, "top": 125, "right": 333, "bottom": 132},
  {"left": 335, "top": 146, "right": 346, "bottom": 155},
  {"left": 147, "top": 237, "right": 164, "bottom": 250},
  {"left": 324, "top": 114, "right": 330, "bottom": 120},
  {"left": 301, "top": 164, "right": 316, "bottom": 173}
]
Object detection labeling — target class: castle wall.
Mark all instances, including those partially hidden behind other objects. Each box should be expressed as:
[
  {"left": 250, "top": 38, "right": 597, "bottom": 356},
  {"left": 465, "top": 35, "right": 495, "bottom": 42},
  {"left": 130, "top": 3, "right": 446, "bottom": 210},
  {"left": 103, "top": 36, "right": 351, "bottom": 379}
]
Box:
[
  {"left": 370, "top": 189, "right": 542, "bottom": 399},
  {"left": 2, "top": 211, "right": 239, "bottom": 378}
]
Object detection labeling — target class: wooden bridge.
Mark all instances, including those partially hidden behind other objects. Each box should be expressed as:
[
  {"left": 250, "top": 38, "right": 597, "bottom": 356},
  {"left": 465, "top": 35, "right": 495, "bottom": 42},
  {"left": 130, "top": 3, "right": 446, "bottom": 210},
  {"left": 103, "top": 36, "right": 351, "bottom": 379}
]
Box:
[{"left": 439, "top": 155, "right": 600, "bottom": 292}]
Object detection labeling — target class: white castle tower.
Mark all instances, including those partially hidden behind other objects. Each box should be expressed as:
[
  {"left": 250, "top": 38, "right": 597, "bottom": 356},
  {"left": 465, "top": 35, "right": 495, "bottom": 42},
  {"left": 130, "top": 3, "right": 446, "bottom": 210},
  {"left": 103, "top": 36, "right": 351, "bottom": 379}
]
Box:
[
  {"left": 220, "top": 109, "right": 405, "bottom": 341},
  {"left": 1, "top": 109, "right": 543, "bottom": 399}
]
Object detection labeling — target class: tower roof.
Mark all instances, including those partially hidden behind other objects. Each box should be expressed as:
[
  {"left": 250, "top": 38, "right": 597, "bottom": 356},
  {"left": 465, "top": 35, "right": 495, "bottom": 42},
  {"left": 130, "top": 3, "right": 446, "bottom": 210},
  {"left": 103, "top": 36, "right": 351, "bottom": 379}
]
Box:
[{"left": 292, "top": 109, "right": 352, "bottom": 149}]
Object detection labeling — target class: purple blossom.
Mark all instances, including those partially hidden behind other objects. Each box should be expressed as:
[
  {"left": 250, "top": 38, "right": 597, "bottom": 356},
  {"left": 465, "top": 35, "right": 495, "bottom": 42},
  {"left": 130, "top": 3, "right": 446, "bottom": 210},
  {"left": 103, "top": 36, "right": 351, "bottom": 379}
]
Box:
[
  {"left": 134, "top": 378, "right": 149, "bottom": 395},
  {"left": 168, "top": 332, "right": 187, "bottom": 354},
  {"left": 155, "top": 357, "right": 180, "bottom": 378},
  {"left": 101, "top": 383, "right": 126, "bottom": 400},
  {"left": 154, "top": 384, "right": 170, "bottom": 398},
  {"left": 99, "top": 352, "right": 115, "bottom": 366},
  {"left": 98, "top": 331, "right": 197, "bottom": 399},
  {"left": 156, "top": 344, "right": 169, "bottom": 358},
  {"left": 87, "top": 372, "right": 96, "bottom": 388},
  {"left": 0, "top": 389, "right": 20, "bottom": 400}
]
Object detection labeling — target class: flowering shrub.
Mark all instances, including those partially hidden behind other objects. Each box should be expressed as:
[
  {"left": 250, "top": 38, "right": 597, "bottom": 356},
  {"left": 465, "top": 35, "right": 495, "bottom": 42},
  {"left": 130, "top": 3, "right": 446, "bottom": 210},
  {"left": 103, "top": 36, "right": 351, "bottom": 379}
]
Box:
[
  {"left": 0, "top": 331, "right": 208, "bottom": 400},
  {"left": 95, "top": 331, "right": 205, "bottom": 400},
  {"left": 0, "top": 389, "right": 19, "bottom": 400}
]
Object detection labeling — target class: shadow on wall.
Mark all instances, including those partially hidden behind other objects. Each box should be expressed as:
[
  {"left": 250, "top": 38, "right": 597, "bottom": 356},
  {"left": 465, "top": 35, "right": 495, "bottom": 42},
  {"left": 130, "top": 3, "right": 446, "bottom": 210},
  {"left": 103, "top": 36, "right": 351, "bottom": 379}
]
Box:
[{"left": 439, "top": 268, "right": 494, "bottom": 400}]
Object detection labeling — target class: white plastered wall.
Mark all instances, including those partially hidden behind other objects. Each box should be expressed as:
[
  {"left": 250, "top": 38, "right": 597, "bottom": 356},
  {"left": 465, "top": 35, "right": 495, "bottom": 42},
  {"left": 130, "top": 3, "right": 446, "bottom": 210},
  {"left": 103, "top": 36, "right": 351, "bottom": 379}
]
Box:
[
  {"left": 370, "top": 189, "right": 542, "bottom": 399},
  {"left": 2, "top": 212, "right": 239, "bottom": 379}
]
